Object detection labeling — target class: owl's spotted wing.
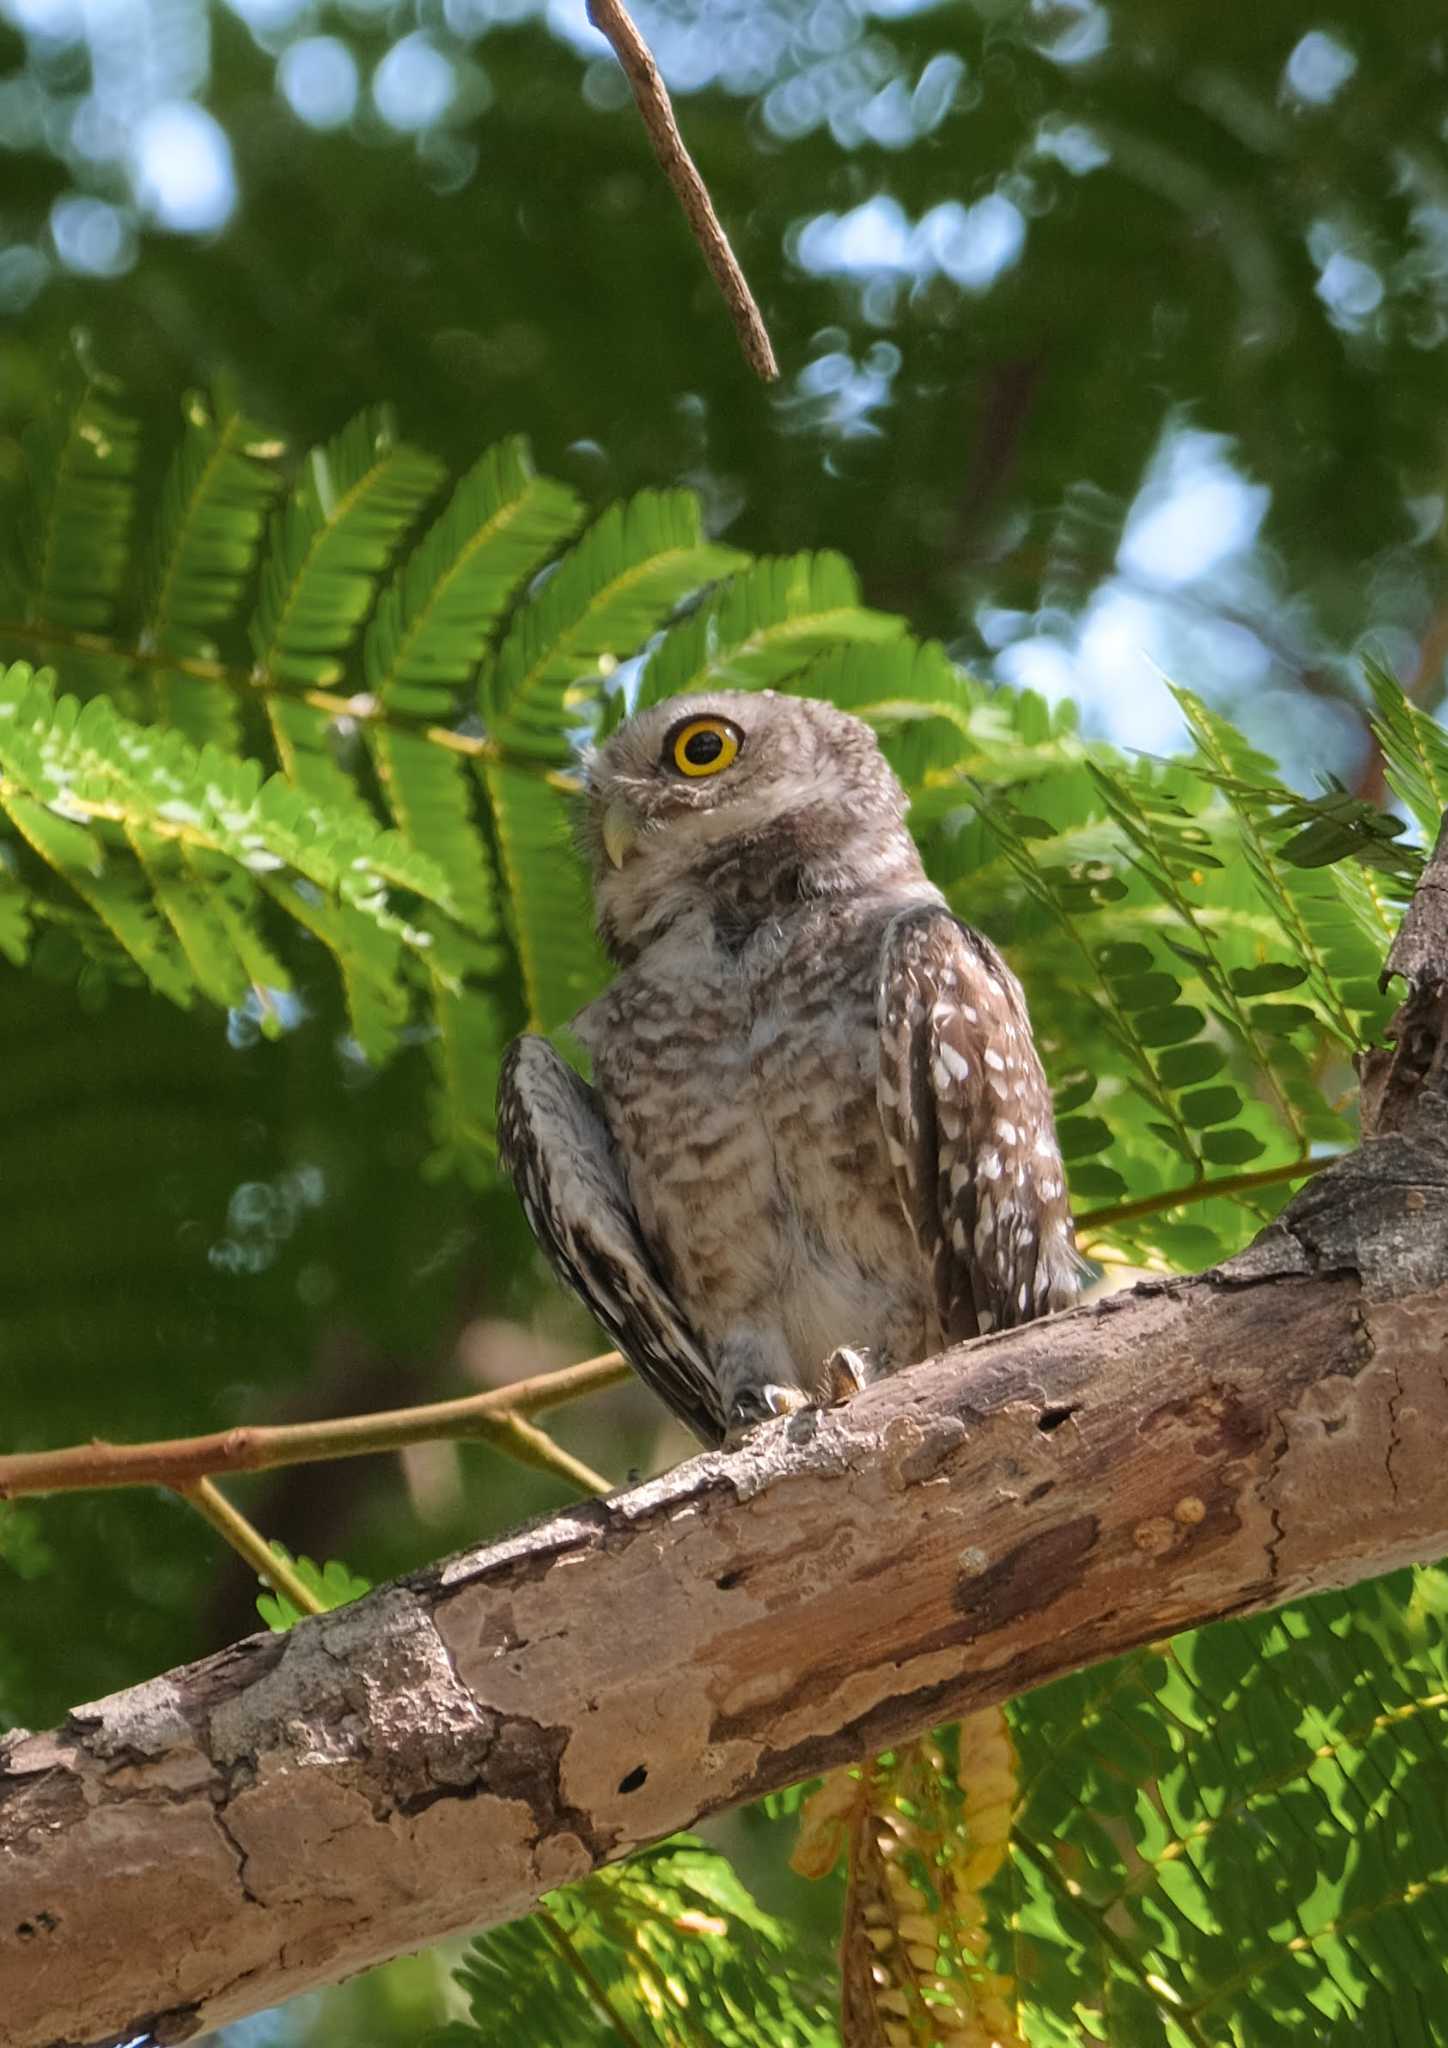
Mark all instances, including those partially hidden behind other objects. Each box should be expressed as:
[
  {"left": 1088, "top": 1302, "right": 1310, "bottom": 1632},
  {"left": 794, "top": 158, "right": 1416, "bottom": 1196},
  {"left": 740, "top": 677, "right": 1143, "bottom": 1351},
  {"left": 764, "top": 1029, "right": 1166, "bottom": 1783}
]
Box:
[
  {"left": 876, "top": 907, "right": 1078, "bottom": 1343},
  {"left": 497, "top": 1036, "right": 726, "bottom": 1447}
]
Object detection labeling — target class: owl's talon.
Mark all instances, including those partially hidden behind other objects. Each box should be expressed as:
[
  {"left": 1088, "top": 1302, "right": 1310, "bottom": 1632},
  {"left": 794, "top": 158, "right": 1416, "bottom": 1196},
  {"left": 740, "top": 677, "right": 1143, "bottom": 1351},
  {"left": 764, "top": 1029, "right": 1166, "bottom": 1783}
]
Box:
[
  {"left": 822, "top": 1345, "right": 883, "bottom": 1403},
  {"left": 725, "top": 1382, "right": 809, "bottom": 1444}
]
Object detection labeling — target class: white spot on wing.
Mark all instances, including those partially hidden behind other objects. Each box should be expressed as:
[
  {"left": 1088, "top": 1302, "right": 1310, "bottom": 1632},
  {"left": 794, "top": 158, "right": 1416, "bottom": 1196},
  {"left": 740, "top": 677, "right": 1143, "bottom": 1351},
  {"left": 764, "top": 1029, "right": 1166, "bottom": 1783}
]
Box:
[{"left": 939, "top": 1041, "right": 970, "bottom": 1083}]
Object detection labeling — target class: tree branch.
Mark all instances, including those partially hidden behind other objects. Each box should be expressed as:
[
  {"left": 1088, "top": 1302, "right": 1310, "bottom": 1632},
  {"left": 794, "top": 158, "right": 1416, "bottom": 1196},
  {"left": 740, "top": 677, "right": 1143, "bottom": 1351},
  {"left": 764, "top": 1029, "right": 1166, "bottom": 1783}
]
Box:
[
  {"left": 0, "top": 1351, "right": 627, "bottom": 1500},
  {"left": 3, "top": 826, "right": 1445, "bottom": 2048},
  {"left": 177, "top": 1479, "right": 327, "bottom": 1620},
  {"left": 585, "top": 0, "right": 779, "bottom": 382}
]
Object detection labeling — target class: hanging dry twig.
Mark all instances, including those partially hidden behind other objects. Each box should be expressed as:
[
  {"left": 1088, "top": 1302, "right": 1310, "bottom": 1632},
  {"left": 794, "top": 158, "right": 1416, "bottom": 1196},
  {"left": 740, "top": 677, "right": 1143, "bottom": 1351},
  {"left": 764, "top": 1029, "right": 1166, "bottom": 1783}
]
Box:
[{"left": 585, "top": 0, "right": 780, "bottom": 382}]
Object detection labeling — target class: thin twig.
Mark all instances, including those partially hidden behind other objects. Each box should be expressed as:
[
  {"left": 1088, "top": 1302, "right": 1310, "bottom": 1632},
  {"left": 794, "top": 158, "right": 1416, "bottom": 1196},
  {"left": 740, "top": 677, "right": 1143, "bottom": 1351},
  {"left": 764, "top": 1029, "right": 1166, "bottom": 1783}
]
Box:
[
  {"left": 585, "top": 0, "right": 779, "bottom": 382},
  {"left": 0, "top": 1352, "right": 628, "bottom": 1501},
  {"left": 178, "top": 1476, "right": 327, "bottom": 1617},
  {"left": 1076, "top": 1155, "right": 1337, "bottom": 1236}
]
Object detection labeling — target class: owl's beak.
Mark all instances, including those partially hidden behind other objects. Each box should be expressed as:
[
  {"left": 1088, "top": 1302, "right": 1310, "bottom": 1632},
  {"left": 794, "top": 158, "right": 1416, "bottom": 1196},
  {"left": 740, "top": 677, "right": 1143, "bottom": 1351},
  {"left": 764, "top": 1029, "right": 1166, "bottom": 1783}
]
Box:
[{"left": 601, "top": 798, "right": 642, "bottom": 869}]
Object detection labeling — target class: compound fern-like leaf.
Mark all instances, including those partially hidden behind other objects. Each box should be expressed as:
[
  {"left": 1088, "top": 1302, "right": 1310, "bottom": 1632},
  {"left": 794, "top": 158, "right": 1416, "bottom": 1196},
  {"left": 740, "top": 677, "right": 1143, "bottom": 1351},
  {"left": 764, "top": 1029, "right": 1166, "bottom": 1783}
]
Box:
[
  {"left": 251, "top": 406, "right": 444, "bottom": 801},
  {"left": 482, "top": 490, "right": 746, "bottom": 762},
  {"left": 141, "top": 389, "right": 286, "bottom": 752}
]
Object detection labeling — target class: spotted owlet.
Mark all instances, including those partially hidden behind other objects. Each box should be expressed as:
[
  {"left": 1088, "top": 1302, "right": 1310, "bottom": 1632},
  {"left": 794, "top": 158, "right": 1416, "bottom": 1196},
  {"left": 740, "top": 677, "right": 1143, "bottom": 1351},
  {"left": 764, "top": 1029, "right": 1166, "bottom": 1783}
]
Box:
[{"left": 497, "top": 691, "right": 1078, "bottom": 1446}]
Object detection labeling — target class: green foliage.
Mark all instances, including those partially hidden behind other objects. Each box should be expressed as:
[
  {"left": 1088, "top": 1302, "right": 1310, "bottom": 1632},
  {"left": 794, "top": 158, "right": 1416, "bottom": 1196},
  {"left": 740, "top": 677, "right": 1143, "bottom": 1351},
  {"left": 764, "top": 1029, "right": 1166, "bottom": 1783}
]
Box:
[
  {"left": 1365, "top": 659, "right": 1448, "bottom": 845},
  {"left": 19, "top": 360, "right": 141, "bottom": 637},
  {"left": 440, "top": 1839, "right": 837, "bottom": 2048},
  {"left": 632, "top": 549, "right": 905, "bottom": 712},
  {"left": 0, "top": 395, "right": 794, "bottom": 1169},
  {"left": 0, "top": 377, "right": 1431, "bottom": 1228},
  {"left": 258, "top": 1545, "right": 373, "bottom": 1629},
  {"left": 142, "top": 389, "right": 287, "bottom": 753},
  {"left": 1004, "top": 1564, "right": 1448, "bottom": 2045}
]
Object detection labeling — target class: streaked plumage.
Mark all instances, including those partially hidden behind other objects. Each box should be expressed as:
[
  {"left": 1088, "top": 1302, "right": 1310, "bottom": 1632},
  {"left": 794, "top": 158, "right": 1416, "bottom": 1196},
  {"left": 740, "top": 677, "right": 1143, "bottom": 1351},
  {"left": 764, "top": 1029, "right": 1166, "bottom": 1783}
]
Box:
[{"left": 498, "top": 690, "right": 1077, "bottom": 1445}]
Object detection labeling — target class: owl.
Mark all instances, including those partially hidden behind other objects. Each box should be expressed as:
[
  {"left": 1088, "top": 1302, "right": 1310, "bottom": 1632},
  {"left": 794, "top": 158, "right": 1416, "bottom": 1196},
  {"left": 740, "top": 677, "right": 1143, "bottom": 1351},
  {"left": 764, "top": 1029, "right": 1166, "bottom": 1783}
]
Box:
[{"left": 497, "top": 690, "right": 1078, "bottom": 1446}]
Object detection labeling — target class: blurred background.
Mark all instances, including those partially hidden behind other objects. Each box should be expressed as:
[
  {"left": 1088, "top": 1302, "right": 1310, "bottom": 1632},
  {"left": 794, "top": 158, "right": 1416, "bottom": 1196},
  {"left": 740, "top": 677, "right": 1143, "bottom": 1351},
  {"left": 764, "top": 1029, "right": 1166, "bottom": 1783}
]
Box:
[{"left": 2, "top": 0, "right": 1446, "bottom": 2038}]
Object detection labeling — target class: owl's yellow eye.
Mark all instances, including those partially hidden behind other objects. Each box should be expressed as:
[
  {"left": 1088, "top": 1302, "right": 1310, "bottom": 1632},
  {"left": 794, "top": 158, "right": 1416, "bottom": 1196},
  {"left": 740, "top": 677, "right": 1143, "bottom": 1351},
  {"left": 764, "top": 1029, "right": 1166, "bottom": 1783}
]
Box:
[{"left": 666, "top": 716, "right": 742, "bottom": 778}]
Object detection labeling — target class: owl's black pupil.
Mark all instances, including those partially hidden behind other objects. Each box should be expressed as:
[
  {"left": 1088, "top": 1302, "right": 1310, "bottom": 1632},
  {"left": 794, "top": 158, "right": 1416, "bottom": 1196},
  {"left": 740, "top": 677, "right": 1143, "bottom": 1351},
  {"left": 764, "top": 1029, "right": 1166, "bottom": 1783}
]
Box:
[{"left": 682, "top": 728, "right": 724, "bottom": 766}]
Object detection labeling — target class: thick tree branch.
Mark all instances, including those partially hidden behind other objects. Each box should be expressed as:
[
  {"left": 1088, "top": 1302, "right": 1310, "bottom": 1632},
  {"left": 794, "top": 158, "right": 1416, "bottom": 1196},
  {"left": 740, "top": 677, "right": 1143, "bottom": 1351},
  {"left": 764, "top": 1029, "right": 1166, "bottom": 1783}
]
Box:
[{"left": 4, "top": 826, "right": 1446, "bottom": 2048}]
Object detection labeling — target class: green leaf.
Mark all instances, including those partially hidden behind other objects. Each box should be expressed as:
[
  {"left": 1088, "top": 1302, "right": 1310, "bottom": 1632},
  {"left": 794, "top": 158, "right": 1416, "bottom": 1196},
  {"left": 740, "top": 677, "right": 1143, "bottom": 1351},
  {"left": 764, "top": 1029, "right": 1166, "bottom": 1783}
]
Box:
[
  {"left": 1158, "top": 1041, "right": 1228, "bottom": 1087},
  {"left": 636, "top": 549, "right": 905, "bottom": 710},
  {"left": 1095, "top": 942, "right": 1154, "bottom": 974},
  {"left": 1200, "top": 1126, "right": 1267, "bottom": 1164},
  {"left": 1365, "top": 658, "right": 1448, "bottom": 841},
  {"left": 4, "top": 792, "right": 193, "bottom": 1005},
  {"left": 482, "top": 489, "right": 747, "bottom": 762},
  {"left": 364, "top": 435, "right": 583, "bottom": 719},
  {"left": 1247, "top": 1000, "right": 1318, "bottom": 1036},
  {"left": 124, "top": 823, "right": 253, "bottom": 1010},
  {"left": 484, "top": 759, "right": 605, "bottom": 1033},
  {"left": 1070, "top": 1161, "right": 1129, "bottom": 1199},
  {"left": 1057, "top": 1115, "right": 1113, "bottom": 1161},
  {"left": 450, "top": 1838, "right": 836, "bottom": 2048},
  {"left": 252, "top": 406, "right": 444, "bottom": 800},
  {"left": 0, "top": 662, "right": 458, "bottom": 1041},
  {"left": 1110, "top": 971, "right": 1183, "bottom": 1011},
  {"left": 370, "top": 727, "right": 501, "bottom": 938},
  {"left": 1178, "top": 1084, "right": 1242, "bottom": 1128},
  {"left": 1134, "top": 1003, "right": 1207, "bottom": 1047},
  {"left": 1006, "top": 1567, "right": 1448, "bottom": 2047},
  {"left": 0, "top": 868, "right": 31, "bottom": 965},
  {"left": 19, "top": 365, "right": 141, "bottom": 637},
  {"left": 1173, "top": 683, "right": 1386, "bottom": 1052},
  {"left": 1230, "top": 961, "right": 1310, "bottom": 994},
  {"left": 257, "top": 1546, "right": 372, "bottom": 1631},
  {"left": 141, "top": 388, "right": 286, "bottom": 752}
]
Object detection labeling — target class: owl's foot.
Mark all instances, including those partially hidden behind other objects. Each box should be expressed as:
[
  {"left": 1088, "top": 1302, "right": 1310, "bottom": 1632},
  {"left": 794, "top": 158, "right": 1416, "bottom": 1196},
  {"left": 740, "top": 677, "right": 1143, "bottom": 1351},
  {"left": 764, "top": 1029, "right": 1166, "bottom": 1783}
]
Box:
[
  {"left": 821, "top": 1345, "right": 886, "bottom": 1403},
  {"left": 724, "top": 1382, "right": 810, "bottom": 1445}
]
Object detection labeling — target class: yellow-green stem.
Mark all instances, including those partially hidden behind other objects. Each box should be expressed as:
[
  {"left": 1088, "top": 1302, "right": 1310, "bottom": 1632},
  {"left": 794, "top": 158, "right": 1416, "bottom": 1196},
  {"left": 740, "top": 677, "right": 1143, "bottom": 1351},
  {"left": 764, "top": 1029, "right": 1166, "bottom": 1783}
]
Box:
[{"left": 177, "top": 1476, "right": 327, "bottom": 1618}]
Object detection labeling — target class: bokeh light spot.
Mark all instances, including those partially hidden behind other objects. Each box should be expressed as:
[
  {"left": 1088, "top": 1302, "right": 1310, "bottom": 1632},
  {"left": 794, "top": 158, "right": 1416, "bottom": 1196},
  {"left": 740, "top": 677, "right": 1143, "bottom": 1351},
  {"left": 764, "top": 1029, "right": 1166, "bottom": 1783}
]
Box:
[
  {"left": 373, "top": 33, "right": 456, "bottom": 132},
  {"left": 49, "top": 194, "right": 135, "bottom": 276},
  {"left": 131, "top": 102, "right": 236, "bottom": 233},
  {"left": 279, "top": 37, "right": 360, "bottom": 130}
]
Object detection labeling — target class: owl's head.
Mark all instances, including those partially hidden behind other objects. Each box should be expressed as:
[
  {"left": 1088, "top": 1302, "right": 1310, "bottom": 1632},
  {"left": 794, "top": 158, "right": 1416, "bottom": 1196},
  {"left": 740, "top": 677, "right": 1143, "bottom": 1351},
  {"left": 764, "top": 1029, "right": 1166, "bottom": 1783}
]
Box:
[{"left": 582, "top": 690, "right": 919, "bottom": 958}]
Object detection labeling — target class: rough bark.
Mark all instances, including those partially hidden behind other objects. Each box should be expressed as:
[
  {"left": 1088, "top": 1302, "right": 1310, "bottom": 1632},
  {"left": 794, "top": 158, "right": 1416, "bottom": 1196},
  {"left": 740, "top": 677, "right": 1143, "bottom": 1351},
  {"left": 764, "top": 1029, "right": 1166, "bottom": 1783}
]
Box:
[{"left": 5, "top": 826, "right": 1448, "bottom": 2048}]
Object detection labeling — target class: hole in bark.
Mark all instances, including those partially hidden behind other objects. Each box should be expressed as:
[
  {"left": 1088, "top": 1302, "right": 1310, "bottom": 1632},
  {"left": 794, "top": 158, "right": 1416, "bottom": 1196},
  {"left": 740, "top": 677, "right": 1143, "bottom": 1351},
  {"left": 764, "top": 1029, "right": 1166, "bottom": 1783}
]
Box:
[
  {"left": 618, "top": 1764, "right": 648, "bottom": 1794},
  {"left": 716, "top": 1568, "right": 743, "bottom": 1590},
  {"left": 1026, "top": 1480, "right": 1055, "bottom": 1503},
  {"left": 1037, "top": 1405, "right": 1078, "bottom": 1434}
]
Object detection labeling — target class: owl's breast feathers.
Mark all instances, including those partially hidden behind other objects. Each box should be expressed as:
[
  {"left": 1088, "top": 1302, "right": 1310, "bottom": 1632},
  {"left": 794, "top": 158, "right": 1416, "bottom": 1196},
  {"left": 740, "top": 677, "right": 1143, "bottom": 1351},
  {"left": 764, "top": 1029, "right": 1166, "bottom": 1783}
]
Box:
[{"left": 575, "top": 884, "right": 1033, "bottom": 1400}]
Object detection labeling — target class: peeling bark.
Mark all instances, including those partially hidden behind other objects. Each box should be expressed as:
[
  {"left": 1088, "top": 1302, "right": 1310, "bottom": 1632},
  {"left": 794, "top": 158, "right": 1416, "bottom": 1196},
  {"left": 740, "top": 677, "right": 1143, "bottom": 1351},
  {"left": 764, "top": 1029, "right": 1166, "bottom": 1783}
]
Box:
[{"left": 3, "top": 1112, "right": 1448, "bottom": 2046}]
